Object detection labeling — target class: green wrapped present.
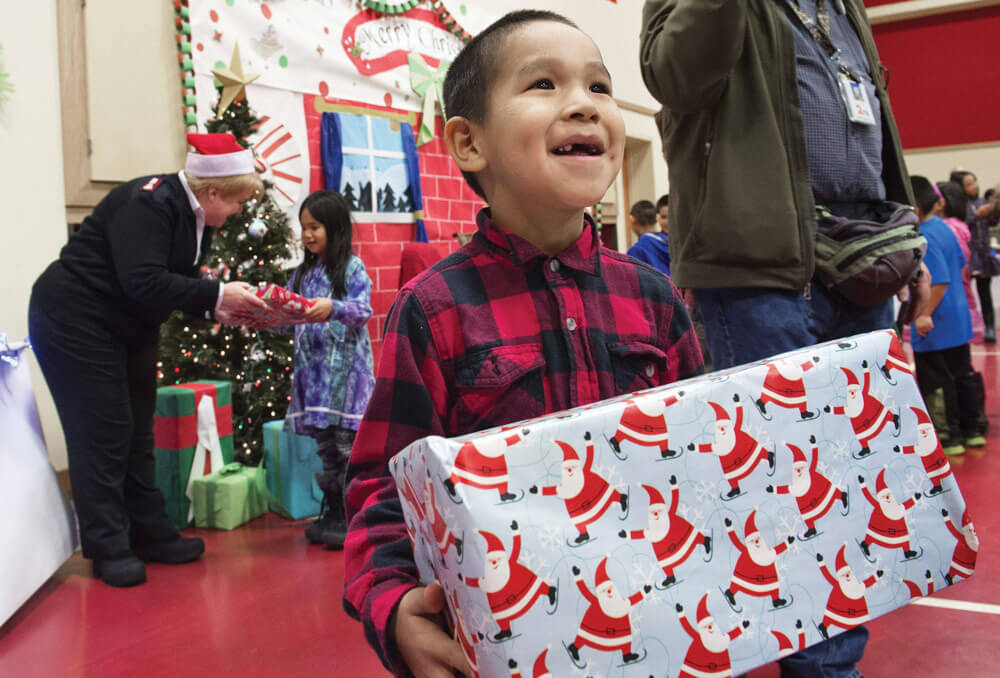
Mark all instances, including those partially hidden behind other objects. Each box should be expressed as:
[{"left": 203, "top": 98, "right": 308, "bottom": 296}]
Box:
[
  {"left": 153, "top": 381, "right": 234, "bottom": 530},
  {"left": 191, "top": 463, "right": 268, "bottom": 530}
]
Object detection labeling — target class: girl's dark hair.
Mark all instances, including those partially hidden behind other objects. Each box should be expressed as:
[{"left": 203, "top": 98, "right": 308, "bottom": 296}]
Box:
[
  {"left": 293, "top": 190, "right": 353, "bottom": 299},
  {"left": 949, "top": 170, "right": 978, "bottom": 198},
  {"left": 443, "top": 9, "right": 579, "bottom": 200},
  {"left": 937, "top": 181, "right": 968, "bottom": 221},
  {"left": 910, "top": 176, "right": 939, "bottom": 216}
]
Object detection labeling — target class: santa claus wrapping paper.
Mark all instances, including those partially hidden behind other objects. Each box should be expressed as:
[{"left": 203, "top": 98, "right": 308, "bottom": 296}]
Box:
[{"left": 389, "top": 329, "right": 979, "bottom": 677}]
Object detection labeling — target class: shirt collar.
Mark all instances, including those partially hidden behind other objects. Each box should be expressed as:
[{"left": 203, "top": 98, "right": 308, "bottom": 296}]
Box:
[
  {"left": 178, "top": 171, "right": 207, "bottom": 264},
  {"left": 474, "top": 208, "right": 600, "bottom": 275}
]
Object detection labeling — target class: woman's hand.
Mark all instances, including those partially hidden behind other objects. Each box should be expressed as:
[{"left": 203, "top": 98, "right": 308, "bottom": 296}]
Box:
[
  {"left": 976, "top": 203, "right": 993, "bottom": 218},
  {"left": 390, "top": 583, "right": 470, "bottom": 678},
  {"left": 219, "top": 282, "right": 267, "bottom": 315},
  {"left": 303, "top": 297, "right": 333, "bottom": 322}
]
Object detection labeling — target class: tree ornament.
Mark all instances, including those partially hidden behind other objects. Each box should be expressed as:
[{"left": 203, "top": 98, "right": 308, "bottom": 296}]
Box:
[
  {"left": 248, "top": 218, "right": 269, "bottom": 239},
  {"left": 211, "top": 42, "right": 260, "bottom": 115}
]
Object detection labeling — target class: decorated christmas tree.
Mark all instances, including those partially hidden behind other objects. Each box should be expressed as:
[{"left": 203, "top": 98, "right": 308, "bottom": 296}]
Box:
[{"left": 157, "top": 88, "right": 296, "bottom": 465}]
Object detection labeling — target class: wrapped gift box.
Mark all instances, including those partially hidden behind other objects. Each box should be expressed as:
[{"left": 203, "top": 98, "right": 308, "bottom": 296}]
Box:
[
  {"left": 191, "top": 463, "right": 268, "bottom": 530},
  {"left": 251, "top": 283, "right": 315, "bottom": 326},
  {"left": 154, "top": 381, "right": 235, "bottom": 530},
  {"left": 390, "top": 330, "right": 979, "bottom": 678},
  {"left": 262, "top": 420, "right": 324, "bottom": 519}
]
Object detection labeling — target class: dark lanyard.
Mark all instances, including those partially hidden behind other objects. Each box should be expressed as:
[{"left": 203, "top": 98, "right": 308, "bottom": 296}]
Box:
[{"left": 786, "top": 0, "right": 860, "bottom": 81}]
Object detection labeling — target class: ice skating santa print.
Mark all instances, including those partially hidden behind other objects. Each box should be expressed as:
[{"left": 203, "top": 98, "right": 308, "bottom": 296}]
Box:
[
  {"left": 858, "top": 468, "right": 922, "bottom": 561},
  {"left": 771, "top": 620, "right": 806, "bottom": 659},
  {"left": 423, "top": 471, "right": 463, "bottom": 565},
  {"left": 942, "top": 508, "right": 979, "bottom": 585},
  {"left": 460, "top": 521, "right": 557, "bottom": 641},
  {"left": 564, "top": 557, "right": 652, "bottom": 667},
  {"left": 619, "top": 476, "right": 711, "bottom": 588},
  {"left": 529, "top": 432, "right": 628, "bottom": 545},
  {"left": 608, "top": 391, "right": 683, "bottom": 460},
  {"left": 880, "top": 332, "right": 913, "bottom": 383},
  {"left": 443, "top": 427, "right": 528, "bottom": 503},
  {"left": 904, "top": 569, "right": 936, "bottom": 599},
  {"left": 689, "top": 395, "right": 775, "bottom": 499},
  {"left": 508, "top": 646, "right": 551, "bottom": 678},
  {"left": 815, "top": 545, "right": 884, "bottom": 639},
  {"left": 755, "top": 355, "right": 820, "bottom": 421},
  {"left": 767, "top": 437, "right": 849, "bottom": 540},
  {"left": 824, "top": 362, "right": 900, "bottom": 458},
  {"left": 722, "top": 511, "right": 795, "bottom": 611},
  {"left": 676, "top": 592, "right": 748, "bottom": 678},
  {"left": 895, "top": 407, "right": 953, "bottom": 496}
]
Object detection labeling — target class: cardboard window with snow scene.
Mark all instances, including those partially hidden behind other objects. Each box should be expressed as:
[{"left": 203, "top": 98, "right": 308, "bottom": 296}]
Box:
[{"left": 389, "top": 329, "right": 979, "bottom": 677}]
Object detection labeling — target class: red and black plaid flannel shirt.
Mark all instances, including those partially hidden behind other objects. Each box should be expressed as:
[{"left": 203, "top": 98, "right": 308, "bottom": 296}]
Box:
[{"left": 343, "top": 210, "right": 704, "bottom": 674}]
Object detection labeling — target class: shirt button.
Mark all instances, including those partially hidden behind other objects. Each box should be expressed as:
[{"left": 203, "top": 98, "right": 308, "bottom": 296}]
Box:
[
  {"left": 549, "top": 259, "right": 560, "bottom": 272},
  {"left": 645, "top": 363, "right": 655, "bottom": 378},
  {"left": 566, "top": 317, "right": 577, "bottom": 331}
]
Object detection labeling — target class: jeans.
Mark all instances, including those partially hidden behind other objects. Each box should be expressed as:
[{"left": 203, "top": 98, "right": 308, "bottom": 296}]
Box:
[{"left": 694, "top": 281, "right": 890, "bottom": 678}]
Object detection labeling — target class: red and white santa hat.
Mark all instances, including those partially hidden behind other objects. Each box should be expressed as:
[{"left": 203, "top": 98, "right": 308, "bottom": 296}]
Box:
[
  {"left": 185, "top": 132, "right": 255, "bottom": 177},
  {"left": 479, "top": 530, "right": 505, "bottom": 557},
  {"left": 875, "top": 468, "right": 890, "bottom": 497},
  {"left": 556, "top": 440, "right": 579, "bottom": 464},
  {"left": 533, "top": 647, "right": 551, "bottom": 678},
  {"left": 709, "top": 402, "right": 731, "bottom": 422},
  {"left": 696, "top": 592, "right": 711, "bottom": 625},
  {"left": 841, "top": 367, "right": 860, "bottom": 388},
  {"left": 911, "top": 406, "right": 932, "bottom": 427},
  {"left": 595, "top": 557, "right": 613, "bottom": 591},
  {"left": 787, "top": 443, "right": 808, "bottom": 465},
  {"left": 643, "top": 484, "right": 666, "bottom": 509},
  {"left": 835, "top": 544, "right": 850, "bottom": 575},
  {"left": 744, "top": 511, "right": 760, "bottom": 539}
]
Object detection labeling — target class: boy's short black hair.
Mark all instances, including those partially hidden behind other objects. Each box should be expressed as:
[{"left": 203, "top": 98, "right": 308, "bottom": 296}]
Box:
[
  {"left": 656, "top": 194, "right": 670, "bottom": 210},
  {"left": 938, "top": 181, "right": 968, "bottom": 221},
  {"left": 443, "top": 10, "right": 579, "bottom": 200},
  {"left": 630, "top": 200, "right": 657, "bottom": 227},
  {"left": 984, "top": 187, "right": 995, "bottom": 202},
  {"left": 910, "top": 176, "right": 939, "bottom": 216}
]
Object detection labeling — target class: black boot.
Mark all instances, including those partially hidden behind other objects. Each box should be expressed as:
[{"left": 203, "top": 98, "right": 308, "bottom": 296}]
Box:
[
  {"left": 93, "top": 556, "right": 146, "bottom": 587},
  {"left": 986, "top": 325, "right": 996, "bottom": 343},
  {"left": 133, "top": 536, "right": 204, "bottom": 564}
]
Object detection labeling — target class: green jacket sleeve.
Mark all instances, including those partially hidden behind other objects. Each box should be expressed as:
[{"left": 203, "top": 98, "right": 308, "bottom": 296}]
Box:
[{"left": 640, "top": 0, "right": 748, "bottom": 114}]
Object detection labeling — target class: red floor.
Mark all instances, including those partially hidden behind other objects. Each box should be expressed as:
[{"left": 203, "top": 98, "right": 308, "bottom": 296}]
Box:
[{"left": 2, "top": 346, "right": 999, "bottom": 677}]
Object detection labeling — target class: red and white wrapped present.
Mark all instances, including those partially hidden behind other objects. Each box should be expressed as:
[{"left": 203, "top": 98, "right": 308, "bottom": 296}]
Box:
[
  {"left": 390, "top": 330, "right": 979, "bottom": 677},
  {"left": 250, "top": 283, "right": 315, "bottom": 326}
]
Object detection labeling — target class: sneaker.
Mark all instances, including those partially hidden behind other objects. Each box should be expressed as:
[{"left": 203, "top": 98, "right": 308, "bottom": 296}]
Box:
[
  {"left": 942, "top": 441, "right": 966, "bottom": 457},
  {"left": 93, "top": 556, "right": 146, "bottom": 587},
  {"left": 985, "top": 326, "right": 996, "bottom": 343},
  {"left": 964, "top": 435, "right": 986, "bottom": 448},
  {"left": 133, "top": 536, "right": 204, "bottom": 564}
]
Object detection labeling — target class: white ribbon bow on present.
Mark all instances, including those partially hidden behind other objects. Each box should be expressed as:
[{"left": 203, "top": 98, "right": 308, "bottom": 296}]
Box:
[{"left": 185, "top": 394, "right": 226, "bottom": 521}]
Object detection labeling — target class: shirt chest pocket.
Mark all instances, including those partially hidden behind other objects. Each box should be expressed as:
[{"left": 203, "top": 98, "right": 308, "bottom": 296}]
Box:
[
  {"left": 607, "top": 341, "right": 669, "bottom": 394},
  {"left": 452, "top": 344, "right": 546, "bottom": 434}
]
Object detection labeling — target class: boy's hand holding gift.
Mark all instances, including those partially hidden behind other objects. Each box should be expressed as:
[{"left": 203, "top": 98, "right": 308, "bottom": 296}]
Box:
[{"left": 390, "top": 581, "right": 469, "bottom": 678}]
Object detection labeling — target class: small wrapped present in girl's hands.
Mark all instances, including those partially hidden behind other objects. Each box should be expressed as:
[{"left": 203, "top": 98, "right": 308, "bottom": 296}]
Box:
[{"left": 249, "top": 283, "right": 316, "bottom": 326}]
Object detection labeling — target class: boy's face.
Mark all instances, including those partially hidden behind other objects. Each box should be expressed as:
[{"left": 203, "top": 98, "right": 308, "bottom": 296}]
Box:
[
  {"left": 473, "top": 22, "right": 624, "bottom": 211},
  {"left": 657, "top": 205, "right": 669, "bottom": 232}
]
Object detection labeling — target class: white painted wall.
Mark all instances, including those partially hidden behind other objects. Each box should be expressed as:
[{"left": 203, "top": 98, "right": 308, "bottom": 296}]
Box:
[
  {"left": 905, "top": 143, "right": 1000, "bottom": 190},
  {"left": 0, "top": 1, "right": 68, "bottom": 470}
]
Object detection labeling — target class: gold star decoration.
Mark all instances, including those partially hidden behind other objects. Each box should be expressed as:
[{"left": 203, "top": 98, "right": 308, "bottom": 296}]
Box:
[{"left": 211, "top": 42, "right": 260, "bottom": 115}]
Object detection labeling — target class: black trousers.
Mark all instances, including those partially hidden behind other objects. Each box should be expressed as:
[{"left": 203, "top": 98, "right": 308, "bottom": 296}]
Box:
[
  {"left": 975, "top": 276, "right": 994, "bottom": 331},
  {"left": 914, "top": 343, "right": 980, "bottom": 441},
  {"left": 312, "top": 426, "right": 356, "bottom": 518},
  {"left": 28, "top": 284, "right": 175, "bottom": 560}
]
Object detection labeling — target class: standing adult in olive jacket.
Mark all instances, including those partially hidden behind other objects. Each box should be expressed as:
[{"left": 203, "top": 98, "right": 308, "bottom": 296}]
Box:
[
  {"left": 641, "top": 1, "right": 919, "bottom": 675},
  {"left": 28, "top": 134, "right": 267, "bottom": 587}
]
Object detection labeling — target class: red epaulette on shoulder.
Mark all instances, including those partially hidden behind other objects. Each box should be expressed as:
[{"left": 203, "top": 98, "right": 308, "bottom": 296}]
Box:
[{"left": 140, "top": 177, "right": 162, "bottom": 192}]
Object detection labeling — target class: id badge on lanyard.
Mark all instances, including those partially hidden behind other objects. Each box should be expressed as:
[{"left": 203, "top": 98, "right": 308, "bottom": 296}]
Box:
[{"left": 837, "top": 71, "right": 877, "bottom": 126}]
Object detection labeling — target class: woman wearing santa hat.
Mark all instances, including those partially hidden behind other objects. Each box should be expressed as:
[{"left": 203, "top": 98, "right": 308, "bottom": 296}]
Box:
[{"left": 28, "top": 133, "right": 267, "bottom": 587}]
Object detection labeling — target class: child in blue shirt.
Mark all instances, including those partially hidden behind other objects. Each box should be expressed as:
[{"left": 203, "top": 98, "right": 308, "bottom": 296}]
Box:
[
  {"left": 627, "top": 199, "right": 671, "bottom": 275},
  {"left": 909, "top": 176, "right": 982, "bottom": 454}
]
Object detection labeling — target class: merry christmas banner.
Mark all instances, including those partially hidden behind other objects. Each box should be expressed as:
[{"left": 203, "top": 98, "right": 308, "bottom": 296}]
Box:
[{"left": 390, "top": 329, "right": 979, "bottom": 677}]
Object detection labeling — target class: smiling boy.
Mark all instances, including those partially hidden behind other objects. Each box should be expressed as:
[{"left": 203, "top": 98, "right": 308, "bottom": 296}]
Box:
[{"left": 342, "top": 11, "right": 703, "bottom": 676}]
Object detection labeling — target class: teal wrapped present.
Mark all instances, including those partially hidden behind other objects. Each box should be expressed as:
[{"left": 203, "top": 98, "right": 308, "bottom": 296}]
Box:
[
  {"left": 262, "top": 420, "right": 324, "bottom": 519},
  {"left": 191, "top": 463, "right": 268, "bottom": 530}
]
